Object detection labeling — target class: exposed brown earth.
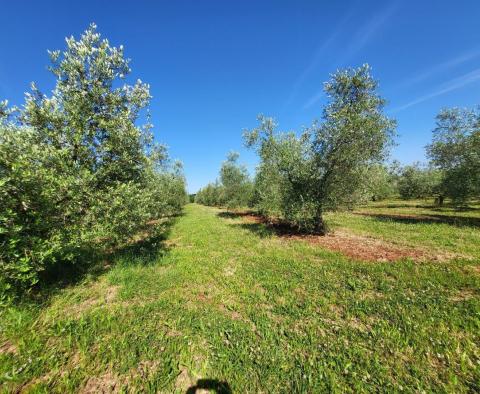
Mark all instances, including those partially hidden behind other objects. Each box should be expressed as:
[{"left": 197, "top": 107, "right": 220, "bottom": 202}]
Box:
[
  {"left": 236, "top": 212, "right": 454, "bottom": 262},
  {"left": 0, "top": 340, "right": 18, "bottom": 356}
]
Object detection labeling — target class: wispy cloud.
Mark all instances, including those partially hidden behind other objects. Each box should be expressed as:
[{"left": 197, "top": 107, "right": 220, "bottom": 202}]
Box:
[
  {"left": 337, "top": 1, "right": 398, "bottom": 66},
  {"left": 284, "top": 8, "right": 355, "bottom": 107},
  {"left": 398, "top": 48, "right": 480, "bottom": 89},
  {"left": 302, "top": 91, "right": 324, "bottom": 110},
  {"left": 392, "top": 68, "right": 480, "bottom": 112},
  {"left": 302, "top": 2, "right": 398, "bottom": 110}
]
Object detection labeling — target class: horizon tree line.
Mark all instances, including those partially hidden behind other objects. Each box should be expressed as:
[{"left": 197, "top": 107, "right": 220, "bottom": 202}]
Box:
[{"left": 196, "top": 66, "right": 479, "bottom": 232}]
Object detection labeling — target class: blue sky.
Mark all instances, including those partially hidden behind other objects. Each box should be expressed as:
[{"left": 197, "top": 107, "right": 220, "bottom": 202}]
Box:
[{"left": 1, "top": 1, "right": 480, "bottom": 192}]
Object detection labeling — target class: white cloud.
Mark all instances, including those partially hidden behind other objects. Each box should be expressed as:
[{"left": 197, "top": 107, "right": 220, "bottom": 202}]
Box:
[
  {"left": 284, "top": 8, "right": 355, "bottom": 107},
  {"left": 398, "top": 48, "right": 480, "bottom": 88},
  {"left": 302, "top": 2, "right": 398, "bottom": 110},
  {"left": 392, "top": 68, "right": 480, "bottom": 112},
  {"left": 338, "top": 2, "right": 397, "bottom": 65}
]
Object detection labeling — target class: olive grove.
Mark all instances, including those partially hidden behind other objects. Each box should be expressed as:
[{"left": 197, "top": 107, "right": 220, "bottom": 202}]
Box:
[
  {"left": 427, "top": 107, "right": 480, "bottom": 204},
  {"left": 195, "top": 152, "right": 253, "bottom": 209}
]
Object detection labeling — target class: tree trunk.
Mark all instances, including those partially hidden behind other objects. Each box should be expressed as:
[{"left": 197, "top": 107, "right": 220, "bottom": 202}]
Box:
[{"left": 314, "top": 214, "right": 329, "bottom": 235}]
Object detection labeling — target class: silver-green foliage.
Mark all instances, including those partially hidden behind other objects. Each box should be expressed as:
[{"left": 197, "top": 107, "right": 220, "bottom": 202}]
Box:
[
  {"left": 245, "top": 65, "right": 396, "bottom": 233},
  {"left": 397, "top": 163, "right": 442, "bottom": 200},
  {"left": 427, "top": 107, "right": 480, "bottom": 203},
  {"left": 0, "top": 25, "right": 186, "bottom": 294},
  {"left": 196, "top": 152, "right": 253, "bottom": 209},
  {"left": 364, "top": 164, "right": 398, "bottom": 201},
  {"left": 195, "top": 182, "right": 225, "bottom": 207},
  {"left": 219, "top": 152, "right": 253, "bottom": 209}
]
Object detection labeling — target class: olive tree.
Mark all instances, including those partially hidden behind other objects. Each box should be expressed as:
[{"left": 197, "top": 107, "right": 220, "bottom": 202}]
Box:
[
  {"left": 427, "top": 107, "right": 480, "bottom": 204},
  {"left": 1, "top": 25, "right": 186, "bottom": 294},
  {"left": 245, "top": 65, "right": 395, "bottom": 233},
  {"left": 364, "top": 164, "right": 397, "bottom": 201},
  {"left": 195, "top": 182, "right": 225, "bottom": 206},
  {"left": 245, "top": 117, "right": 318, "bottom": 229},
  {"left": 22, "top": 23, "right": 154, "bottom": 189},
  {"left": 196, "top": 152, "right": 253, "bottom": 209},
  {"left": 397, "top": 163, "right": 442, "bottom": 200},
  {"left": 219, "top": 152, "right": 253, "bottom": 210}
]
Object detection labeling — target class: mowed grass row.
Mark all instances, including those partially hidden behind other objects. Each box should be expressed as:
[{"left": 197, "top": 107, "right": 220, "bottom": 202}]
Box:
[{"left": 1, "top": 203, "right": 479, "bottom": 392}]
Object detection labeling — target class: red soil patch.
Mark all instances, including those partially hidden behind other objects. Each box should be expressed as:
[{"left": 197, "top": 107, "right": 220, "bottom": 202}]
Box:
[
  {"left": 237, "top": 212, "right": 435, "bottom": 262},
  {"left": 296, "top": 229, "right": 426, "bottom": 262}
]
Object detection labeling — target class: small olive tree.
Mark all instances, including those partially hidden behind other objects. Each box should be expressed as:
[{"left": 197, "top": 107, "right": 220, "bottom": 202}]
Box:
[
  {"left": 364, "top": 164, "right": 397, "bottom": 201},
  {"left": 245, "top": 65, "right": 395, "bottom": 233},
  {"left": 196, "top": 152, "right": 253, "bottom": 209},
  {"left": 195, "top": 182, "right": 225, "bottom": 206},
  {"left": 220, "top": 152, "right": 253, "bottom": 210},
  {"left": 245, "top": 117, "right": 318, "bottom": 229}
]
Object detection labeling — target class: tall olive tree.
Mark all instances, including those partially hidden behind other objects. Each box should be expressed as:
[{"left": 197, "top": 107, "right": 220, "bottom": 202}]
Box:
[
  {"left": 427, "top": 107, "right": 480, "bottom": 203},
  {"left": 1, "top": 25, "right": 186, "bottom": 294},
  {"left": 245, "top": 64, "right": 395, "bottom": 233},
  {"left": 310, "top": 64, "right": 396, "bottom": 231},
  {"left": 22, "top": 23, "right": 155, "bottom": 188}
]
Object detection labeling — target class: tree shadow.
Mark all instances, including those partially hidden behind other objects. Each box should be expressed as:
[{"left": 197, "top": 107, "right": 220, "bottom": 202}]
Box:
[
  {"left": 356, "top": 212, "right": 480, "bottom": 228},
  {"left": 218, "top": 211, "right": 321, "bottom": 238},
  {"left": 31, "top": 215, "right": 180, "bottom": 303},
  {"left": 111, "top": 219, "right": 176, "bottom": 267},
  {"left": 366, "top": 201, "right": 480, "bottom": 212},
  {"left": 231, "top": 222, "right": 276, "bottom": 238},
  {"left": 216, "top": 211, "right": 256, "bottom": 219},
  {"left": 186, "top": 379, "right": 232, "bottom": 394},
  {"left": 367, "top": 202, "right": 434, "bottom": 209}
]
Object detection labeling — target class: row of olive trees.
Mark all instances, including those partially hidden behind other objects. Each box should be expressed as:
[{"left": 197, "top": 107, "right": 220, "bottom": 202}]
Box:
[
  {"left": 196, "top": 66, "right": 479, "bottom": 234},
  {"left": 367, "top": 107, "right": 480, "bottom": 204},
  {"left": 195, "top": 152, "right": 254, "bottom": 209},
  {"left": 363, "top": 162, "right": 442, "bottom": 201},
  {"left": 0, "top": 25, "right": 187, "bottom": 297},
  {"left": 427, "top": 108, "right": 479, "bottom": 204},
  {"left": 197, "top": 65, "right": 396, "bottom": 233},
  {"left": 360, "top": 106, "right": 480, "bottom": 204}
]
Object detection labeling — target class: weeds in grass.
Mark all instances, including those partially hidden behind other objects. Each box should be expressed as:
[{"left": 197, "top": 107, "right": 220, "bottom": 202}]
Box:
[{"left": 1, "top": 203, "right": 479, "bottom": 392}]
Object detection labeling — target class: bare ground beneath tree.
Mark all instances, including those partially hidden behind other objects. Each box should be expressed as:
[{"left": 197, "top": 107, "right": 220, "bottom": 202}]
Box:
[
  {"left": 294, "top": 229, "right": 428, "bottom": 262},
  {"left": 232, "top": 211, "right": 460, "bottom": 262}
]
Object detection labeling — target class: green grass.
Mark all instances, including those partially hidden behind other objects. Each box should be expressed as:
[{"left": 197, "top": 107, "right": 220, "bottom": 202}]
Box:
[
  {"left": 326, "top": 199, "right": 480, "bottom": 260},
  {"left": 1, "top": 203, "right": 479, "bottom": 392}
]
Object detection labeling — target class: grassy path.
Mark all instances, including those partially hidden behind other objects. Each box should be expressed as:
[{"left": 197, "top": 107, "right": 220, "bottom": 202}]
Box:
[{"left": 1, "top": 204, "right": 479, "bottom": 392}]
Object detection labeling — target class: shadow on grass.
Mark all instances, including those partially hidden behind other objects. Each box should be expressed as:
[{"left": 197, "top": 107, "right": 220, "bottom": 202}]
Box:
[
  {"left": 217, "top": 211, "right": 256, "bottom": 219},
  {"left": 356, "top": 212, "right": 480, "bottom": 228},
  {"left": 365, "top": 200, "right": 480, "bottom": 211},
  {"left": 33, "top": 214, "right": 181, "bottom": 302},
  {"left": 186, "top": 379, "right": 232, "bottom": 394},
  {"left": 367, "top": 203, "right": 435, "bottom": 209},
  {"left": 231, "top": 222, "right": 276, "bottom": 238},
  {"left": 217, "top": 210, "right": 320, "bottom": 238}
]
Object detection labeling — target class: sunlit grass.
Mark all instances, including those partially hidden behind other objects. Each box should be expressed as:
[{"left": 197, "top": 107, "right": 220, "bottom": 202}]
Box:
[
  {"left": 325, "top": 199, "right": 480, "bottom": 260},
  {"left": 1, "top": 203, "right": 479, "bottom": 392}
]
